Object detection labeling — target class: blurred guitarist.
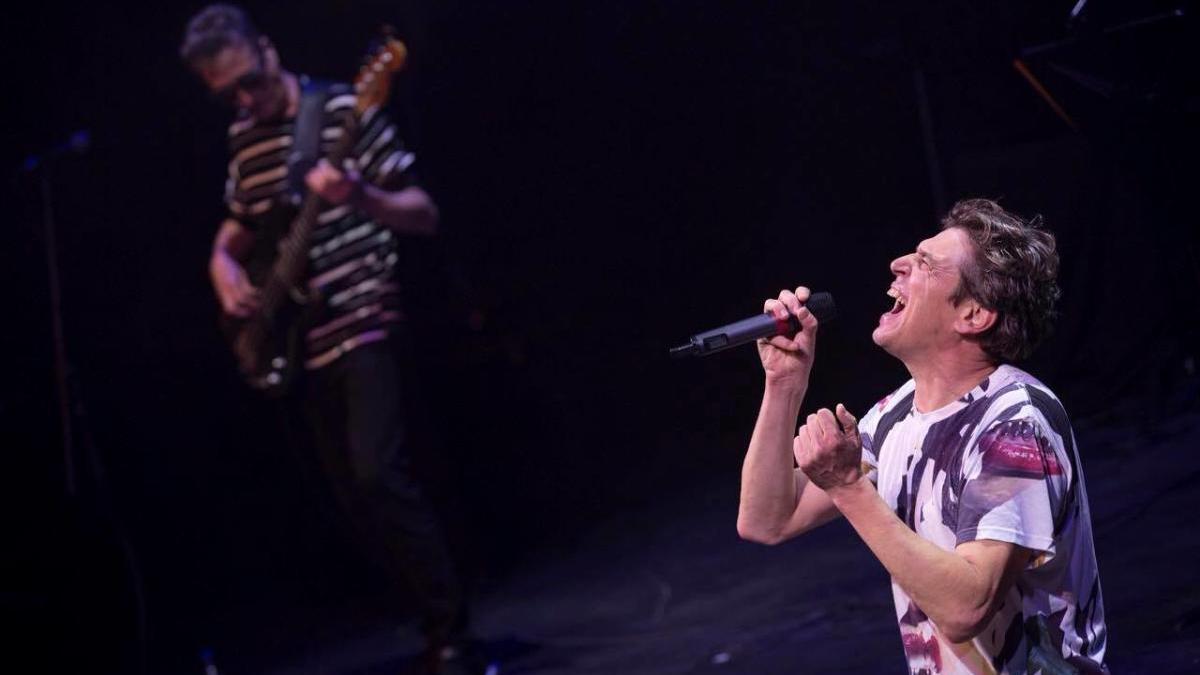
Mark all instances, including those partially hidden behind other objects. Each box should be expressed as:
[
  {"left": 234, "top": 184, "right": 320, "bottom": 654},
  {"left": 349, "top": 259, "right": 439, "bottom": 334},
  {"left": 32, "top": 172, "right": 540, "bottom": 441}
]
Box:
[{"left": 180, "top": 5, "right": 480, "bottom": 673}]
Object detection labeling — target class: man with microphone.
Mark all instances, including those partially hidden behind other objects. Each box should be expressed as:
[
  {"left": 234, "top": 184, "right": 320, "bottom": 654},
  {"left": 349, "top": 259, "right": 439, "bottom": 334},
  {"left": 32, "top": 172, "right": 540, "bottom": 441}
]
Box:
[{"left": 736, "top": 199, "right": 1108, "bottom": 673}]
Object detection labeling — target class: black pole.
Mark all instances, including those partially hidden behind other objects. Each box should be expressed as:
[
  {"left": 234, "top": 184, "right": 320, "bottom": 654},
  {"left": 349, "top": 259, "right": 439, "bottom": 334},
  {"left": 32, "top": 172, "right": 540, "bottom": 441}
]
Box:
[
  {"left": 28, "top": 139, "right": 148, "bottom": 674},
  {"left": 39, "top": 166, "right": 77, "bottom": 496}
]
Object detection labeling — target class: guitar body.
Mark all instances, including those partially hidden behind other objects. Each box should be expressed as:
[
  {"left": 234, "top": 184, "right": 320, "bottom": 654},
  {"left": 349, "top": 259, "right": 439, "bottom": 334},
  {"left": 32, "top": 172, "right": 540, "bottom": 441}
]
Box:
[
  {"left": 220, "top": 214, "right": 316, "bottom": 395},
  {"left": 220, "top": 307, "right": 306, "bottom": 395}
]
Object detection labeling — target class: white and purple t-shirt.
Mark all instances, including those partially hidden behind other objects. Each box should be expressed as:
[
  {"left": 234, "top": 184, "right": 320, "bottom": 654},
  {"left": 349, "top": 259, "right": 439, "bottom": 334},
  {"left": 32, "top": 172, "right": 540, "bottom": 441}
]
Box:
[{"left": 858, "top": 365, "right": 1107, "bottom": 674}]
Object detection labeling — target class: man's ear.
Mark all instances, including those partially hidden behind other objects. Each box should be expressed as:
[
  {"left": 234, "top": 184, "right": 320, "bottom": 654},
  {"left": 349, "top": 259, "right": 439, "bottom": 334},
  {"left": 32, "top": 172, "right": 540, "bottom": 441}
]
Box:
[{"left": 955, "top": 299, "right": 997, "bottom": 337}]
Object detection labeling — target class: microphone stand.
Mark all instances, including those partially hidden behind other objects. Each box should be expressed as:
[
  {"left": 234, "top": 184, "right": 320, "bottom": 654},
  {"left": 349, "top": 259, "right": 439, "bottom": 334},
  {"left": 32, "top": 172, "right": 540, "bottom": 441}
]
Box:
[
  {"left": 25, "top": 133, "right": 147, "bottom": 674},
  {"left": 36, "top": 154, "right": 77, "bottom": 496}
]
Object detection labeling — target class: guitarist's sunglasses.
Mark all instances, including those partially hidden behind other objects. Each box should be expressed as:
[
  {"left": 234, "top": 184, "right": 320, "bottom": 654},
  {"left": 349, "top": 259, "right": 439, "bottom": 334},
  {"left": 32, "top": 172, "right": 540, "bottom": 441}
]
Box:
[{"left": 212, "top": 60, "right": 270, "bottom": 106}]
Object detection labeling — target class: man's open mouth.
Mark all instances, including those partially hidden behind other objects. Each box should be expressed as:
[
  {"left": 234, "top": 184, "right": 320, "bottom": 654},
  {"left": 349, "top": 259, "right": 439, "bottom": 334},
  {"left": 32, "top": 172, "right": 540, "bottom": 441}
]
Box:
[{"left": 886, "top": 286, "right": 907, "bottom": 315}]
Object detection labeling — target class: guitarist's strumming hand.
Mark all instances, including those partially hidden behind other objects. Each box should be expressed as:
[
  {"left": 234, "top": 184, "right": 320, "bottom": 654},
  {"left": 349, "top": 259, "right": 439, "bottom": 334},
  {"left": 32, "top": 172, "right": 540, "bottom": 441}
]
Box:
[
  {"left": 210, "top": 220, "right": 262, "bottom": 318},
  {"left": 211, "top": 251, "right": 261, "bottom": 317}
]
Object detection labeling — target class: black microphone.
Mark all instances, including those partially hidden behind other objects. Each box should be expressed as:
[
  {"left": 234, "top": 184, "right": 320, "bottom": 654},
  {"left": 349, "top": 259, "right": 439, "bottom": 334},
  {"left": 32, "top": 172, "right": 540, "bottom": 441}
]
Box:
[
  {"left": 21, "top": 130, "right": 92, "bottom": 172},
  {"left": 670, "top": 292, "right": 836, "bottom": 358}
]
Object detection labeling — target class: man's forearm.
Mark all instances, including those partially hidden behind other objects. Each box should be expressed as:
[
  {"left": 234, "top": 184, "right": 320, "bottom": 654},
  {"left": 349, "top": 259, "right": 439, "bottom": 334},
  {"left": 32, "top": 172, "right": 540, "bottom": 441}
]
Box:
[
  {"left": 737, "top": 381, "right": 807, "bottom": 543},
  {"left": 828, "top": 477, "right": 1009, "bottom": 642},
  {"left": 213, "top": 218, "right": 254, "bottom": 260},
  {"left": 209, "top": 247, "right": 232, "bottom": 281},
  {"left": 210, "top": 220, "right": 250, "bottom": 288},
  {"left": 357, "top": 184, "right": 438, "bottom": 235}
]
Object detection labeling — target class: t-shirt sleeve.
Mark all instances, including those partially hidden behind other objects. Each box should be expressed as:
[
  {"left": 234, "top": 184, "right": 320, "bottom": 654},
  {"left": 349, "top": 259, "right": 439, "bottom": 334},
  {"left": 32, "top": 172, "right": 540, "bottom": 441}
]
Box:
[
  {"left": 224, "top": 168, "right": 252, "bottom": 226},
  {"left": 349, "top": 105, "right": 417, "bottom": 190},
  {"left": 954, "top": 409, "right": 1070, "bottom": 562},
  {"left": 857, "top": 403, "right": 882, "bottom": 485},
  {"left": 222, "top": 128, "right": 269, "bottom": 232}
]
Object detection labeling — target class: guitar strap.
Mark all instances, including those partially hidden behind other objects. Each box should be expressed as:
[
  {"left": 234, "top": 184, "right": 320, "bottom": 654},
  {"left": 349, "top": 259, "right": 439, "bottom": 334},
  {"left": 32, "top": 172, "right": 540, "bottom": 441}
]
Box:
[{"left": 286, "top": 76, "right": 331, "bottom": 203}]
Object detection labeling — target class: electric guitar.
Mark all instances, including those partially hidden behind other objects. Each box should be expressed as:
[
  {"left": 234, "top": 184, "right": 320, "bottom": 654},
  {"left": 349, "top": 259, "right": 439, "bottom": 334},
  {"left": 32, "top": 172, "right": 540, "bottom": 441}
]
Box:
[{"left": 222, "top": 34, "right": 408, "bottom": 396}]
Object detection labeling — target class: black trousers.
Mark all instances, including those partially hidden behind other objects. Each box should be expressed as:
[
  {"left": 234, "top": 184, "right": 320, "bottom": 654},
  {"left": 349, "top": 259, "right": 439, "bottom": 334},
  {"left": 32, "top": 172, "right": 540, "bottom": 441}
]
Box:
[{"left": 289, "top": 336, "right": 465, "bottom": 643}]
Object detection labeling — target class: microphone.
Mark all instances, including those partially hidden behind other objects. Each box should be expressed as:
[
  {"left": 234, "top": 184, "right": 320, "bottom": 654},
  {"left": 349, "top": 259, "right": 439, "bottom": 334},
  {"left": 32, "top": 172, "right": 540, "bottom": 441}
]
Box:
[
  {"left": 670, "top": 292, "right": 836, "bottom": 358},
  {"left": 21, "top": 130, "right": 92, "bottom": 172}
]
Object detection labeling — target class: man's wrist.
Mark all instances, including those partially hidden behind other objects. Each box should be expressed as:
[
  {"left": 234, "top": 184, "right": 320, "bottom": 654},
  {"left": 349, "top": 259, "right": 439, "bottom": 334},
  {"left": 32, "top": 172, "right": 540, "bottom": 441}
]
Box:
[
  {"left": 827, "top": 474, "right": 873, "bottom": 506},
  {"left": 764, "top": 372, "right": 809, "bottom": 393},
  {"left": 347, "top": 176, "right": 370, "bottom": 211},
  {"left": 764, "top": 377, "right": 807, "bottom": 407}
]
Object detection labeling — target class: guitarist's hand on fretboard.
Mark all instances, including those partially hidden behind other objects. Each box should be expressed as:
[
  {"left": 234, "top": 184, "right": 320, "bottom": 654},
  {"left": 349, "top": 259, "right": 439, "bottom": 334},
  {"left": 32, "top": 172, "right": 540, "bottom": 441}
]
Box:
[{"left": 305, "top": 158, "right": 365, "bottom": 207}]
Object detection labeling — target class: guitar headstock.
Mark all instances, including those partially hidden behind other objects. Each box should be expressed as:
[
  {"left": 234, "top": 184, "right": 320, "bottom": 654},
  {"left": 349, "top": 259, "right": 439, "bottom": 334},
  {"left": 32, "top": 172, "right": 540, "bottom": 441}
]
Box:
[{"left": 354, "top": 30, "right": 408, "bottom": 116}]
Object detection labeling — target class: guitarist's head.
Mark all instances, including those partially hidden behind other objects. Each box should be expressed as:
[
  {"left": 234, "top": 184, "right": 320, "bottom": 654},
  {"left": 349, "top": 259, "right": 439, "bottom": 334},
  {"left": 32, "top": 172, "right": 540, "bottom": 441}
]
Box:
[{"left": 181, "top": 4, "right": 292, "bottom": 122}]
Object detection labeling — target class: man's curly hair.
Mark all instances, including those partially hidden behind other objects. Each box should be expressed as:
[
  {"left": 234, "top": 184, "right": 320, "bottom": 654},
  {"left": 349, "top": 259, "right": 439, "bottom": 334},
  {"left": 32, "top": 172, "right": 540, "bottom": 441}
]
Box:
[
  {"left": 942, "top": 198, "right": 1061, "bottom": 364},
  {"left": 180, "top": 4, "right": 259, "bottom": 72}
]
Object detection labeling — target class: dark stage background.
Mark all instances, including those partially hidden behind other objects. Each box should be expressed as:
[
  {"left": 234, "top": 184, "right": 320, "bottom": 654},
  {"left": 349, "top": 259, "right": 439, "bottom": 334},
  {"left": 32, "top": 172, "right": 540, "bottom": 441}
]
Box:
[{"left": 6, "top": 1, "right": 1200, "bottom": 673}]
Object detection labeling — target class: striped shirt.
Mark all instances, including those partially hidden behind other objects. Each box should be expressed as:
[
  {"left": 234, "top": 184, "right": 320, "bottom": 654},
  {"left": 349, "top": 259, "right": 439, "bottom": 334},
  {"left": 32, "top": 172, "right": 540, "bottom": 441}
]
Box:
[
  {"left": 857, "top": 365, "right": 1107, "bottom": 674},
  {"left": 224, "top": 80, "right": 416, "bottom": 369}
]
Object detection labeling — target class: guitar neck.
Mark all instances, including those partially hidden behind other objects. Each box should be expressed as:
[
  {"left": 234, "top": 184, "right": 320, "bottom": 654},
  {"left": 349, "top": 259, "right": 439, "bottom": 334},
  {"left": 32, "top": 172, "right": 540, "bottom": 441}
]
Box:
[{"left": 259, "top": 117, "right": 361, "bottom": 313}]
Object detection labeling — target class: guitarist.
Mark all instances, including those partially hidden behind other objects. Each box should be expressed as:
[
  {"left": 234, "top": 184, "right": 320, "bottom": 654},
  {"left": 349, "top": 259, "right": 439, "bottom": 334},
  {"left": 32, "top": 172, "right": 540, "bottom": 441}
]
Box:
[{"left": 181, "top": 5, "right": 479, "bottom": 673}]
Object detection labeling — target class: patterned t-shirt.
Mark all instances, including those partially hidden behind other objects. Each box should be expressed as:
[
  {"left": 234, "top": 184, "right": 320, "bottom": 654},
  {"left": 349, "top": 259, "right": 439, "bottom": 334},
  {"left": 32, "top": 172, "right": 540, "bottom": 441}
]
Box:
[
  {"left": 224, "top": 79, "right": 416, "bottom": 369},
  {"left": 857, "top": 365, "right": 1107, "bottom": 674}
]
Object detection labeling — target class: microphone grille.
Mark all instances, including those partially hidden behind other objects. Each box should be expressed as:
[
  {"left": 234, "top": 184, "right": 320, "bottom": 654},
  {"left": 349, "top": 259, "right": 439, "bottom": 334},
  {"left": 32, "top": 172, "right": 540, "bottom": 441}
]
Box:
[{"left": 807, "top": 292, "right": 837, "bottom": 323}]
